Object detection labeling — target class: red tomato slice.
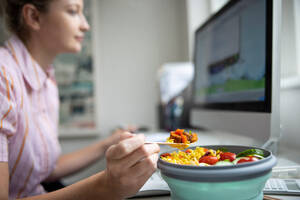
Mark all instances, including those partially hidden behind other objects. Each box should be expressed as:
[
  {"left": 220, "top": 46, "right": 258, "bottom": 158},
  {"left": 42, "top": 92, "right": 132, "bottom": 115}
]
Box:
[
  {"left": 198, "top": 156, "right": 218, "bottom": 165},
  {"left": 161, "top": 153, "right": 171, "bottom": 157},
  {"left": 220, "top": 152, "right": 236, "bottom": 162},
  {"left": 237, "top": 156, "right": 259, "bottom": 164}
]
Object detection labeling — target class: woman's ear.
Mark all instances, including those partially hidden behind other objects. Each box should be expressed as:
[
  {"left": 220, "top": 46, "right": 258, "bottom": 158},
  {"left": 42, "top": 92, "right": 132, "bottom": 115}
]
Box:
[{"left": 22, "top": 4, "right": 42, "bottom": 31}]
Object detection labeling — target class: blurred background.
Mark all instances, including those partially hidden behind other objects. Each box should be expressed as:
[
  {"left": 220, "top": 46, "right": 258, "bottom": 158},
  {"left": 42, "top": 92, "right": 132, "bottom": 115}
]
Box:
[{"left": 1, "top": 0, "right": 299, "bottom": 185}]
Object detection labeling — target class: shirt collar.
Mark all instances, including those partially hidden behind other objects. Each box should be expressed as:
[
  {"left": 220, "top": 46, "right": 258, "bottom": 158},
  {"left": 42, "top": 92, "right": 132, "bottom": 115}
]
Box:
[{"left": 5, "top": 35, "right": 53, "bottom": 91}]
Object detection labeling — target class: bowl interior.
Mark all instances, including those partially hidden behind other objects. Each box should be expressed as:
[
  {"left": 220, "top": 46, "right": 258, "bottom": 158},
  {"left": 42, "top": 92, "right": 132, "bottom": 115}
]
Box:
[
  {"left": 159, "top": 144, "right": 271, "bottom": 169},
  {"left": 158, "top": 145, "right": 277, "bottom": 182}
]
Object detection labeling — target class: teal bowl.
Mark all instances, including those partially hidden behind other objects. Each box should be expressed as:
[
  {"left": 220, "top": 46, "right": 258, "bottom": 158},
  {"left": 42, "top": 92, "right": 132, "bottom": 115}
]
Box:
[{"left": 158, "top": 145, "right": 277, "bottom": 200}]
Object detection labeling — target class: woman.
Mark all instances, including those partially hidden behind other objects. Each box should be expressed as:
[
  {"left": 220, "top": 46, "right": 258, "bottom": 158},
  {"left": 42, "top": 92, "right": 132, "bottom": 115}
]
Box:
[{"left": 0, "top": 0, "right": 160, "bottom": 199}]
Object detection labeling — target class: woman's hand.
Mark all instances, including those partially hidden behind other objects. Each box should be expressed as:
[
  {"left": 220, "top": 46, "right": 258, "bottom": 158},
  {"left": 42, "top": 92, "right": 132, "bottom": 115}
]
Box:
[
  {"left": 103, "top": 125, "right": 138, "bottom": 149},
  {"left": 104, "top": 133, "right": 160, "bottom": 199}
]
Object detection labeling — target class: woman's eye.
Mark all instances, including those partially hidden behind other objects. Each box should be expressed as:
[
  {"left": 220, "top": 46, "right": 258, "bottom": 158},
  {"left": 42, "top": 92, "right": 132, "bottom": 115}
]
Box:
[{"left": 68, "top": 9, "right": 78, "bottom": 15}]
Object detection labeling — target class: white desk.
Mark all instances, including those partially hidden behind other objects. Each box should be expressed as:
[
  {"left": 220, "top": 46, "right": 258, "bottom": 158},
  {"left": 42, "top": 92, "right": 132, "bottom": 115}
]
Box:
[{"left": 130, "top": 195, "right": 300, "bottom": 200}]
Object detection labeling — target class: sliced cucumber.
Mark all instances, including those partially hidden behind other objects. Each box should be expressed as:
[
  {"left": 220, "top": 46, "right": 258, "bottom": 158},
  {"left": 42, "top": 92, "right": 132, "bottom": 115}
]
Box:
[
  {"left": 198, "top": 163, "right": 209, "bottom": 166},
  {"left": 236, "top": 149, "right": 264, "bottom": 158},
  {"left": 215, "top": 161, "right": 233, "bottom": 166},
  {"left": 249, "top": 154, "right": 264, "bottom": 159}
]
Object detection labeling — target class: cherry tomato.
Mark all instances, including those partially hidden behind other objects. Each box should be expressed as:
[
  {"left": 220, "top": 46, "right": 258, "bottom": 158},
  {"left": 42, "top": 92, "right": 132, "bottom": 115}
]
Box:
[
  {"left": 237, "top": 156, "right": 259, "bottom": 164},
  {"left": 220, "top": 152, "right": 236, "bottom": 162},
  {"left": 198, "top": 156, "right": 218, "bottom": 165},
  {"left": 161, "top": 153, "right": 171, "bottom": 157}
]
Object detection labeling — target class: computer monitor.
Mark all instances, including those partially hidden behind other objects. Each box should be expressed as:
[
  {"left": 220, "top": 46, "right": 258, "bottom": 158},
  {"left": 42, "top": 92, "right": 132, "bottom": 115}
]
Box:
[{"left": 190, "top": 0, "right": 281, "bottom": 150}]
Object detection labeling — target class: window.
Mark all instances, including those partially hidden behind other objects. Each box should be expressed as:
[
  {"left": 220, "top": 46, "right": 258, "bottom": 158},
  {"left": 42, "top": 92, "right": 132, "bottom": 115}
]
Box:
[
  {"left": 296, "top": 0, "right": 300, "bottom": 75},
  {"left": 281, "top": 0, "right": 300, "bottom": 89},
  {"left": 54, "top": 0, "right": 96, "bottom": 133}
]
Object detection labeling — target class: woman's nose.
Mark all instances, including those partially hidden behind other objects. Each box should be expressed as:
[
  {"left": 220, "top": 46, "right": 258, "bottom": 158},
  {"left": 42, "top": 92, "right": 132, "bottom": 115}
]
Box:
[{"left": 80, "top": 15, "right": 90, "bottom": 32}]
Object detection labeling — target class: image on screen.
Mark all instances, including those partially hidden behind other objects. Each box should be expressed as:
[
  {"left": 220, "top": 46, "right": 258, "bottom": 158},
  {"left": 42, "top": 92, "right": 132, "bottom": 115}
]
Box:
[{"left": 194, "top": 0, "right": 266, "bottom": 104}]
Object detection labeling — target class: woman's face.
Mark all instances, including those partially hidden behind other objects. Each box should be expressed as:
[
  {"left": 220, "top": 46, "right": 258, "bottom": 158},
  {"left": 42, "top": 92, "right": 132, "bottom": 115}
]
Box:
[{"left": 38, "top": 0, "right": 90, "bottom": 53}]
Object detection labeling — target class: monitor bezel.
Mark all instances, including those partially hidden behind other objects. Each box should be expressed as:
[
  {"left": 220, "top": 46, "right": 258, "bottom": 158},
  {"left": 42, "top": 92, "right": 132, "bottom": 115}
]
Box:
[{"left": 191, "top": 0, "right": 272, "bottom": 113}]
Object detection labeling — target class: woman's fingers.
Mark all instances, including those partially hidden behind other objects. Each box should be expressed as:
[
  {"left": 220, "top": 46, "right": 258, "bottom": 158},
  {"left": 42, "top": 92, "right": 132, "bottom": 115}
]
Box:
[
  {"left": 117, "top": 144, "right": 160, "bottom": 169},
  {"left": 119, "top": 131, "right": 135, "bottom": 140},
  {"left": 135, "top": 157, "right": 159, "bottom": 188},
  {"left": 129, "top": 153, "right": 159, "bottom": 178},
  {"left": 112, "top": 131, "right": 134, "bottom": 144},
  {"left": 106, "top": 134, "right": 145, "bottom": 160},
  {"left": 121, "top": 153, "right": 159, "bottom": 195},
  {"left": 107, "top": 153, "right": 159, "bottom": 198}
]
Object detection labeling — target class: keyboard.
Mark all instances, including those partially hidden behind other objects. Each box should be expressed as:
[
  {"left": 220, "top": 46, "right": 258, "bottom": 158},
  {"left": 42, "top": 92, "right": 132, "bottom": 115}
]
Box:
[{"left": 264, "top": 178, "right": 300, "bottom": 195}]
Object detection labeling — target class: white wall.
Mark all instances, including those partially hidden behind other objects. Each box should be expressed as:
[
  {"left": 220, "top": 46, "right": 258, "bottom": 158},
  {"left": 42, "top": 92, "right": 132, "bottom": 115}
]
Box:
[
  {"left": 185, "top": 0, "right": 211, "bottom": 59},
  {"left": 281, "top": 0, "right": 298, "bottom": 78},
  {"left": 279, "top": 0, "right": 300, "bottom": 150},
  {"left": 93, "top": 0, "right": 189, "bottom": 135},
  {"left": 280, "top": 88, "right": 300, "bottom": 150}
]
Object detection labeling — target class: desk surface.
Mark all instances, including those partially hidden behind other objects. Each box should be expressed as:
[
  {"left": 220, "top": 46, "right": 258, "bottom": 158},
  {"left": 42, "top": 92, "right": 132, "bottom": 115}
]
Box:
[{"left": 131, "top": 195, "right": 300, "bottom": 200}]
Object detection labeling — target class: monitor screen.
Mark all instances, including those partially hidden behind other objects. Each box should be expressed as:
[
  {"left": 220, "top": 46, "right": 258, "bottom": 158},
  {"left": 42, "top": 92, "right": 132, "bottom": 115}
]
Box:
[{"left": 192, "top": 0, "right": 271, "bottom": 112}]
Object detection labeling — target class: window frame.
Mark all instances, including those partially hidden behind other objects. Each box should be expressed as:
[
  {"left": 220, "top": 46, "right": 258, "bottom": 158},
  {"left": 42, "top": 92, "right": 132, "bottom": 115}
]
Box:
[{"left": 280, "top": 0, "right": 300, "bottom": 90}]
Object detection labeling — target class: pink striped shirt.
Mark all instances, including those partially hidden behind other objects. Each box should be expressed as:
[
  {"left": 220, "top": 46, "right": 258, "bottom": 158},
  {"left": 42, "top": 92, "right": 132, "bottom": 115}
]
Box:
[{"left": 0, "top": 35, "right": 61, "bottom": 199}]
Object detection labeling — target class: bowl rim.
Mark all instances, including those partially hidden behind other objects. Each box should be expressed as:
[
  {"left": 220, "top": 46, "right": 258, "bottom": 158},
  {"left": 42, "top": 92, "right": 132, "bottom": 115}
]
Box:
[{"left": 158, "top": 145, "right": 277, "bottom": 182}]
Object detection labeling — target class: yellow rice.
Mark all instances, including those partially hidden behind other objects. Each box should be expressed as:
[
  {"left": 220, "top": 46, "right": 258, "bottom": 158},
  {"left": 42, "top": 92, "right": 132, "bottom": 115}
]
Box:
[
  {"left": 161, "top": 147, "right": 217, "bottom": 166},
  {"left": 166, "top": 138, "right": 190, "bottom": 150}
]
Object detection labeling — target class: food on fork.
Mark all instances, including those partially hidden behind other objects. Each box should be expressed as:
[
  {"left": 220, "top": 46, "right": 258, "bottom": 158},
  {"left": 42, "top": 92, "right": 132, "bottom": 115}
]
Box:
[
  {"left": 164, "top": 129, "right": 198, "bottom": 150},
  {"left": 167, "top": 129, "right": 198, "bottom": 144}
]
